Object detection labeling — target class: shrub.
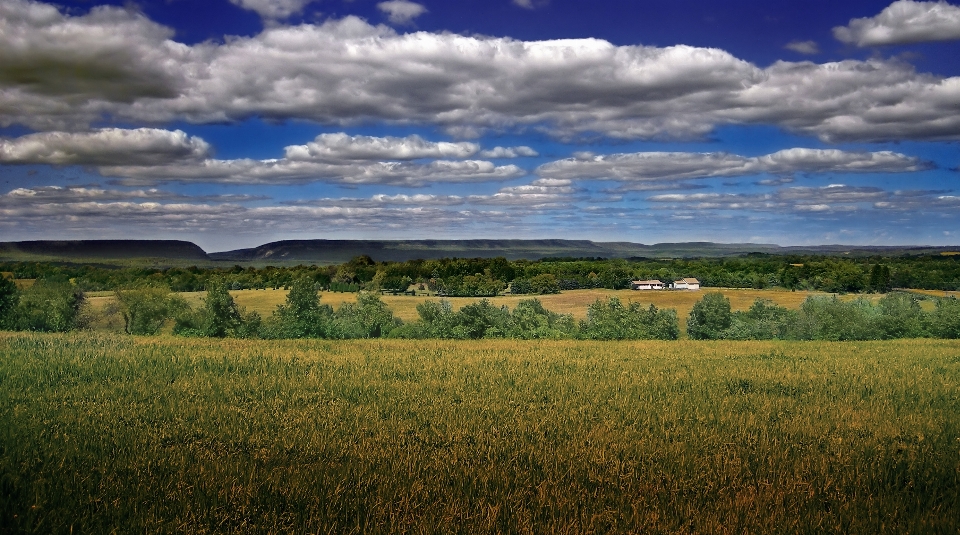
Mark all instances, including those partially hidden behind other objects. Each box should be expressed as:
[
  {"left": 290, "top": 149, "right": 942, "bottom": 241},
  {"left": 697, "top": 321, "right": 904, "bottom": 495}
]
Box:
[
  {"left": 333, "top": 292, "right": 403, "bottom": 339},
  {"left": 508, "top": 299, "right": 575, "bottom": 339},
  {"left": 687, "top": 292, "right": 732, "bottom": 340},
  {"left": 791, "top": 296, "right": 880, "bottom": 341},
  {"left": 115, "top": 283, "right": 187, "bottom": 335},
  {"left": 929, "top": 297, "right": 960, "bottom": 339},
  {"left": 0, "top": 275, "right": 17, "bottom": 329},
  {"left": 12, "top": 279, "right": 85, "bottom": 332},
  {"left": 174, "top": 278, "right": 260, "bottom": 338},
  {"left": 725, "top": 299, "right": 797, "bottom": 340},
  {"left": 263, "top": 278, "right": 335, "bottom": 339},
  {"left": 580, "top": 297, "right": 679, "bottom": 340},
  {"left": 875, "top": 292, "right": 927, "bottom": 339}
]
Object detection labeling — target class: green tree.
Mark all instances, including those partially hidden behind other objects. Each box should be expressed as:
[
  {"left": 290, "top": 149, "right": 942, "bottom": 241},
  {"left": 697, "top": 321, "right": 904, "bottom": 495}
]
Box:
[
  {"left": 928, "top": 297, "right": 960, "bottom": 339},
  {"left": 265, "top": 278, "right": 334, "bottom": 338},
  {"left": 529, "top": 273, "right": 561, "bottom": 294},
  {"left": 13, "top": 279, "right": 85, "bottom": 332},
  {"left": 508, "top": 299, "right": 574, "bottom": 339},
  {"left": 334, "top": 292, "right": 402, "bottom": 338},
  {"left": 0, "top": 275, "right": 17, "bottom": 329},
  {"left": 791, "top": 296, "right": 879, "bottom": 341},
  {"left": 580, "top": 297, "right": 679, "bottom": 340},
  {"left": 725, "top": 299, "right": 796, "bottom": 340},
  {"left": 687, "top": 292, "right": 732, "bottom": 340},
  {"left": 868, "top": 264, "right": 893, "bottom": 293},
  {"left": 175, "top": 278, "right": 259, "bottom": 338},
  {"left": 875, "top": 292, "right": 926, "bottom": 339},
  {"left": 115, "top": 283, "right": 185, "bottom": 335}
]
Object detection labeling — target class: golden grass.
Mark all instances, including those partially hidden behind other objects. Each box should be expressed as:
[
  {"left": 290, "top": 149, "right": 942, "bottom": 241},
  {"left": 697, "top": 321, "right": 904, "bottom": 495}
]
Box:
[{"left": 1, "top": 332, "right": 957, "bottom": 533}]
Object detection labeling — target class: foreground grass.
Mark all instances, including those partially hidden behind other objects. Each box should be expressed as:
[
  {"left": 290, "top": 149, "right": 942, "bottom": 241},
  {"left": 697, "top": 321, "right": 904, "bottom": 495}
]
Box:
[{"left": 1, "top": 333, "right": 958, "bottom": 533}]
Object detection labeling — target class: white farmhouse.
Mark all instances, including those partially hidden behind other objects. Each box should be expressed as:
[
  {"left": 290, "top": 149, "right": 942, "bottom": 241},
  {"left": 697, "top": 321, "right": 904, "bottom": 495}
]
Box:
[
  {"left": 630, "top": 279, "right": 664, "bottom": 290},
  {"left": 671, "top": 278, "right": 701, "bottom": 290}
]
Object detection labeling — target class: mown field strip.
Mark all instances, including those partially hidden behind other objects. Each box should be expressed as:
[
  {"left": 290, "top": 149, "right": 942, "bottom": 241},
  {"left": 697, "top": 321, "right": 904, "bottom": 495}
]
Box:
[{"left": 1, "top": 333, "right": 958, "bottom": 533}]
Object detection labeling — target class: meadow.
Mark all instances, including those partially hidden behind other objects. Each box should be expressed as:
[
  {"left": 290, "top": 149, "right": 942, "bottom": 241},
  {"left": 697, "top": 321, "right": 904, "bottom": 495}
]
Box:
[{"left": 1, "top": 332, "right": 958, "bottom": 533}]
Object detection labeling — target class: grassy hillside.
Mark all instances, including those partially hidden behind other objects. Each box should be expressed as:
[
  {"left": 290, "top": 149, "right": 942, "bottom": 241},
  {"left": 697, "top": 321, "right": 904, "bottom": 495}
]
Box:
[{"left": 1, "top": 333, "right": 957, "bottom": 533}]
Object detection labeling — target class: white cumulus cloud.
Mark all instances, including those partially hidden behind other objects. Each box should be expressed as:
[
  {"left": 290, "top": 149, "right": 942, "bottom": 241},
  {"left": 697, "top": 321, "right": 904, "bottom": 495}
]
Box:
[
  {"left": 834, "top": 0, "right": 960, "bottom": 46},
  {"left": 784, "top": 40, "right": 820, "bottom": 54},
  {"left": 284, "top": 133, "right": 478, "bottom": 162},
  {"left": 535, "top": 148, "right": 930, "bottom": 183},
  {"left": 478, "top": 146, "right": 539, "bottom": 158},
  {"left": 377, "top": 1, "right": 427, "bottom": 25},
  {"left": 0, "top": 128, "right": 210, "bottom": 166},
  {"left": 229, "top": 0, "right": 314, "bottom": 20},
  {"left": 2, "top": 2, "right": 960, "bottom": 141}
]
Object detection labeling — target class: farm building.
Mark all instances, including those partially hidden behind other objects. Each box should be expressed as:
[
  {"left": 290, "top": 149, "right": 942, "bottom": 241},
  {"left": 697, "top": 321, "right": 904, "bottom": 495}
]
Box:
[
  {"left": 671, "top": 278, "right": 701, "bottom": 290},
  {"left": 630, "top": 279, "right": 665, "bottom": 290}
]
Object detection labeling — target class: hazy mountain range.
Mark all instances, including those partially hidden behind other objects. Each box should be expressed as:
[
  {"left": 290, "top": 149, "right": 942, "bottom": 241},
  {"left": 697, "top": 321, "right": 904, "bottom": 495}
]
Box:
[{"left": 1, "top": 239, "right": 957, "bottom": 266}]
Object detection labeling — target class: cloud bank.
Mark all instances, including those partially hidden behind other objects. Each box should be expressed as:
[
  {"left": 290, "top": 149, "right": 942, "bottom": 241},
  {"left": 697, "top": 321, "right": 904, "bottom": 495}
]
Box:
[
  {"left": 2, "top": 1, "right": 960, "bottom": 142},
  {"left": 834, "top": 0, "right": 960, "bottom": 46}
]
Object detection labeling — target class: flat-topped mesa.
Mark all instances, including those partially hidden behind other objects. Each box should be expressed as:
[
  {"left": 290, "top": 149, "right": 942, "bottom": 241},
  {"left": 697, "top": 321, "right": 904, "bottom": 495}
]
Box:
[{"left": 0, "top": 240, "right": 210, "bottom": 260}]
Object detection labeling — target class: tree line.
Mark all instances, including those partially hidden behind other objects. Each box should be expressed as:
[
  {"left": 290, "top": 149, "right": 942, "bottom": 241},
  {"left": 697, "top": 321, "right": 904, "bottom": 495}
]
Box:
[
  {"left": 3, "top": 275, "right": 959, "bottom": 340},
  {"left": 3, "top": 252, "right": 959, "bottom": 296}
]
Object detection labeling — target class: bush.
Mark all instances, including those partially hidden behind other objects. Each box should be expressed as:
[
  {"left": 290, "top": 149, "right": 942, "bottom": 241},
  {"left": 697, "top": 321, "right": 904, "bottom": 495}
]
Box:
[
  {"left": 929, "top": 297, "right": 960, "bottom": 339},
  {"left": 174, "top": 278, "right": 260, "bottom": 338},
  {"left": 456, "top": 299, "right": 512, "bottom": 339},
  {"left": 687, "top": 293, "right": 732, "bottom": 340},
  {"left": 791, "top": 296, "right": 880, "bottom": 341},
  {"left": 508, "top": 299, "right": 575, "bottom": 339},
  {"left": 333, "top": 292, "right": 403, "bottom": 338},
  {"left": 0, "top": 276, "right": 17, "bottom": 329},
  {"left": 875, "top": 292, "right": 927, "bottom": 339},
  {"left": 115, "top": 283, "right": 187, "bottom": 335},
  {"left": 12, "top": 279, "right": 85, "bottom": 332},
  {"left": 725, "top": 299, "right": 796, "bottom": 340},
  {"left": 580, "top": 297, "right": 679, "bottom": 340},
  {"left": 263, "top": 278, "right": 335, "bottom": 339}
]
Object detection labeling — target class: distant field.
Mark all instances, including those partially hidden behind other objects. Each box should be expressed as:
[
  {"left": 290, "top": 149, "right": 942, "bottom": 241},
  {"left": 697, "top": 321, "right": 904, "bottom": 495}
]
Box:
[{"left": 1, "top": 332, "right": 957, "bottom": 533}]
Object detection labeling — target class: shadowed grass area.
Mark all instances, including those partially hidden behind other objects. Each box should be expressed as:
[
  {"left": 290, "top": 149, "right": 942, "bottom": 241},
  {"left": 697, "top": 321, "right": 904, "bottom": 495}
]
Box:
[{"left": 1, "top": 333, "right": 958, "bottom": 533}]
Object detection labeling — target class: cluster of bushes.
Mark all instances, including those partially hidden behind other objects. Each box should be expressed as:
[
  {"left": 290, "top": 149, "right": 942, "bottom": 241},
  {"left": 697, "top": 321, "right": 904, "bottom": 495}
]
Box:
[
  {"left": 0, "top": 276, "right": 85, "bottom": 332},
  {"left": 390, "top": 296, "right": 679, "bottom": 340},
  {"left": 4, "top": 274, "right": 959, "bottom": 341},
  {"left": 687, "top": 291, "right": 960, "bottom": 340},
  {"left": 389, "top": 299, "right": 575, "bottom": 339}
]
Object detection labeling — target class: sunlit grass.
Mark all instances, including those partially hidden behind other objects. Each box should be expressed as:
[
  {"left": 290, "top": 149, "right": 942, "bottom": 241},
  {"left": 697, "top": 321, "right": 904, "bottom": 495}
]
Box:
[{"left": 1, "top": 332, "right": 957, "bottom": 533}]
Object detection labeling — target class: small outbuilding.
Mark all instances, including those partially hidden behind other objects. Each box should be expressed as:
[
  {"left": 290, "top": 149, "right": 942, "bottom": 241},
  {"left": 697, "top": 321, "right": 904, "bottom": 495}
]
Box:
[
  {"left": 671, "top": 278, "right": 701, "bottom": 290},
  {"left": 630, "top": 279, "right": 664, "bottom": 290}
]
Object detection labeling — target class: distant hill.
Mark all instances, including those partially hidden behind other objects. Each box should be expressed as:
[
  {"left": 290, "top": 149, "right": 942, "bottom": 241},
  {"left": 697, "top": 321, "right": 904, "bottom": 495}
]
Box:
[
  {"left": 209, "top": 239, "right": 799, "bottom": 263},
  {"left": 2, "top": 239, "right": 957, "bottom": 266},
  {"left": 209, "top": 239, "right": 959, "bottom": 263},
  {"left": 0, "top": 240, "right": 210, "bottom": 263}
]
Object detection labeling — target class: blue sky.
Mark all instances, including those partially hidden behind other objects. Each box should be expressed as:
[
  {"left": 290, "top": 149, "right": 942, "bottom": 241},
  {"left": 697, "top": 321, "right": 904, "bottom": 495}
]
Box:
[{"left": 1, "top": 0, "right": 959, "bottom": 251}]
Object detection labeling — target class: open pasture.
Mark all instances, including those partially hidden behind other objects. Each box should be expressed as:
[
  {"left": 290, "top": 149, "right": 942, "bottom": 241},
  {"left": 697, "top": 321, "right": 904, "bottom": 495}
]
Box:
[{"left": 1, "top": 332, "right": 958, "bottom": 533}]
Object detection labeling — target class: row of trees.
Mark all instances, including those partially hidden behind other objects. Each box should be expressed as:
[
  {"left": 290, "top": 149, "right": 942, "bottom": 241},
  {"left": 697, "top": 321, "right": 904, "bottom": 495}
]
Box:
[
  {"left": 5, "top": 252, "right": 960, "bottom": 296},
  {"left": 3, "top": 274, "right": 959, "bottom": 340},
  {"left": 687, "top": 292, "right": 960, "bottom": 340}
]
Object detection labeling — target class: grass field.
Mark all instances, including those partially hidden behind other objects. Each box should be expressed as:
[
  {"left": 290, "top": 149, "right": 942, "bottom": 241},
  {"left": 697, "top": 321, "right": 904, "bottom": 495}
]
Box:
[{"left": 1, "top": 332, "right": 958, "bottom": 533}]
